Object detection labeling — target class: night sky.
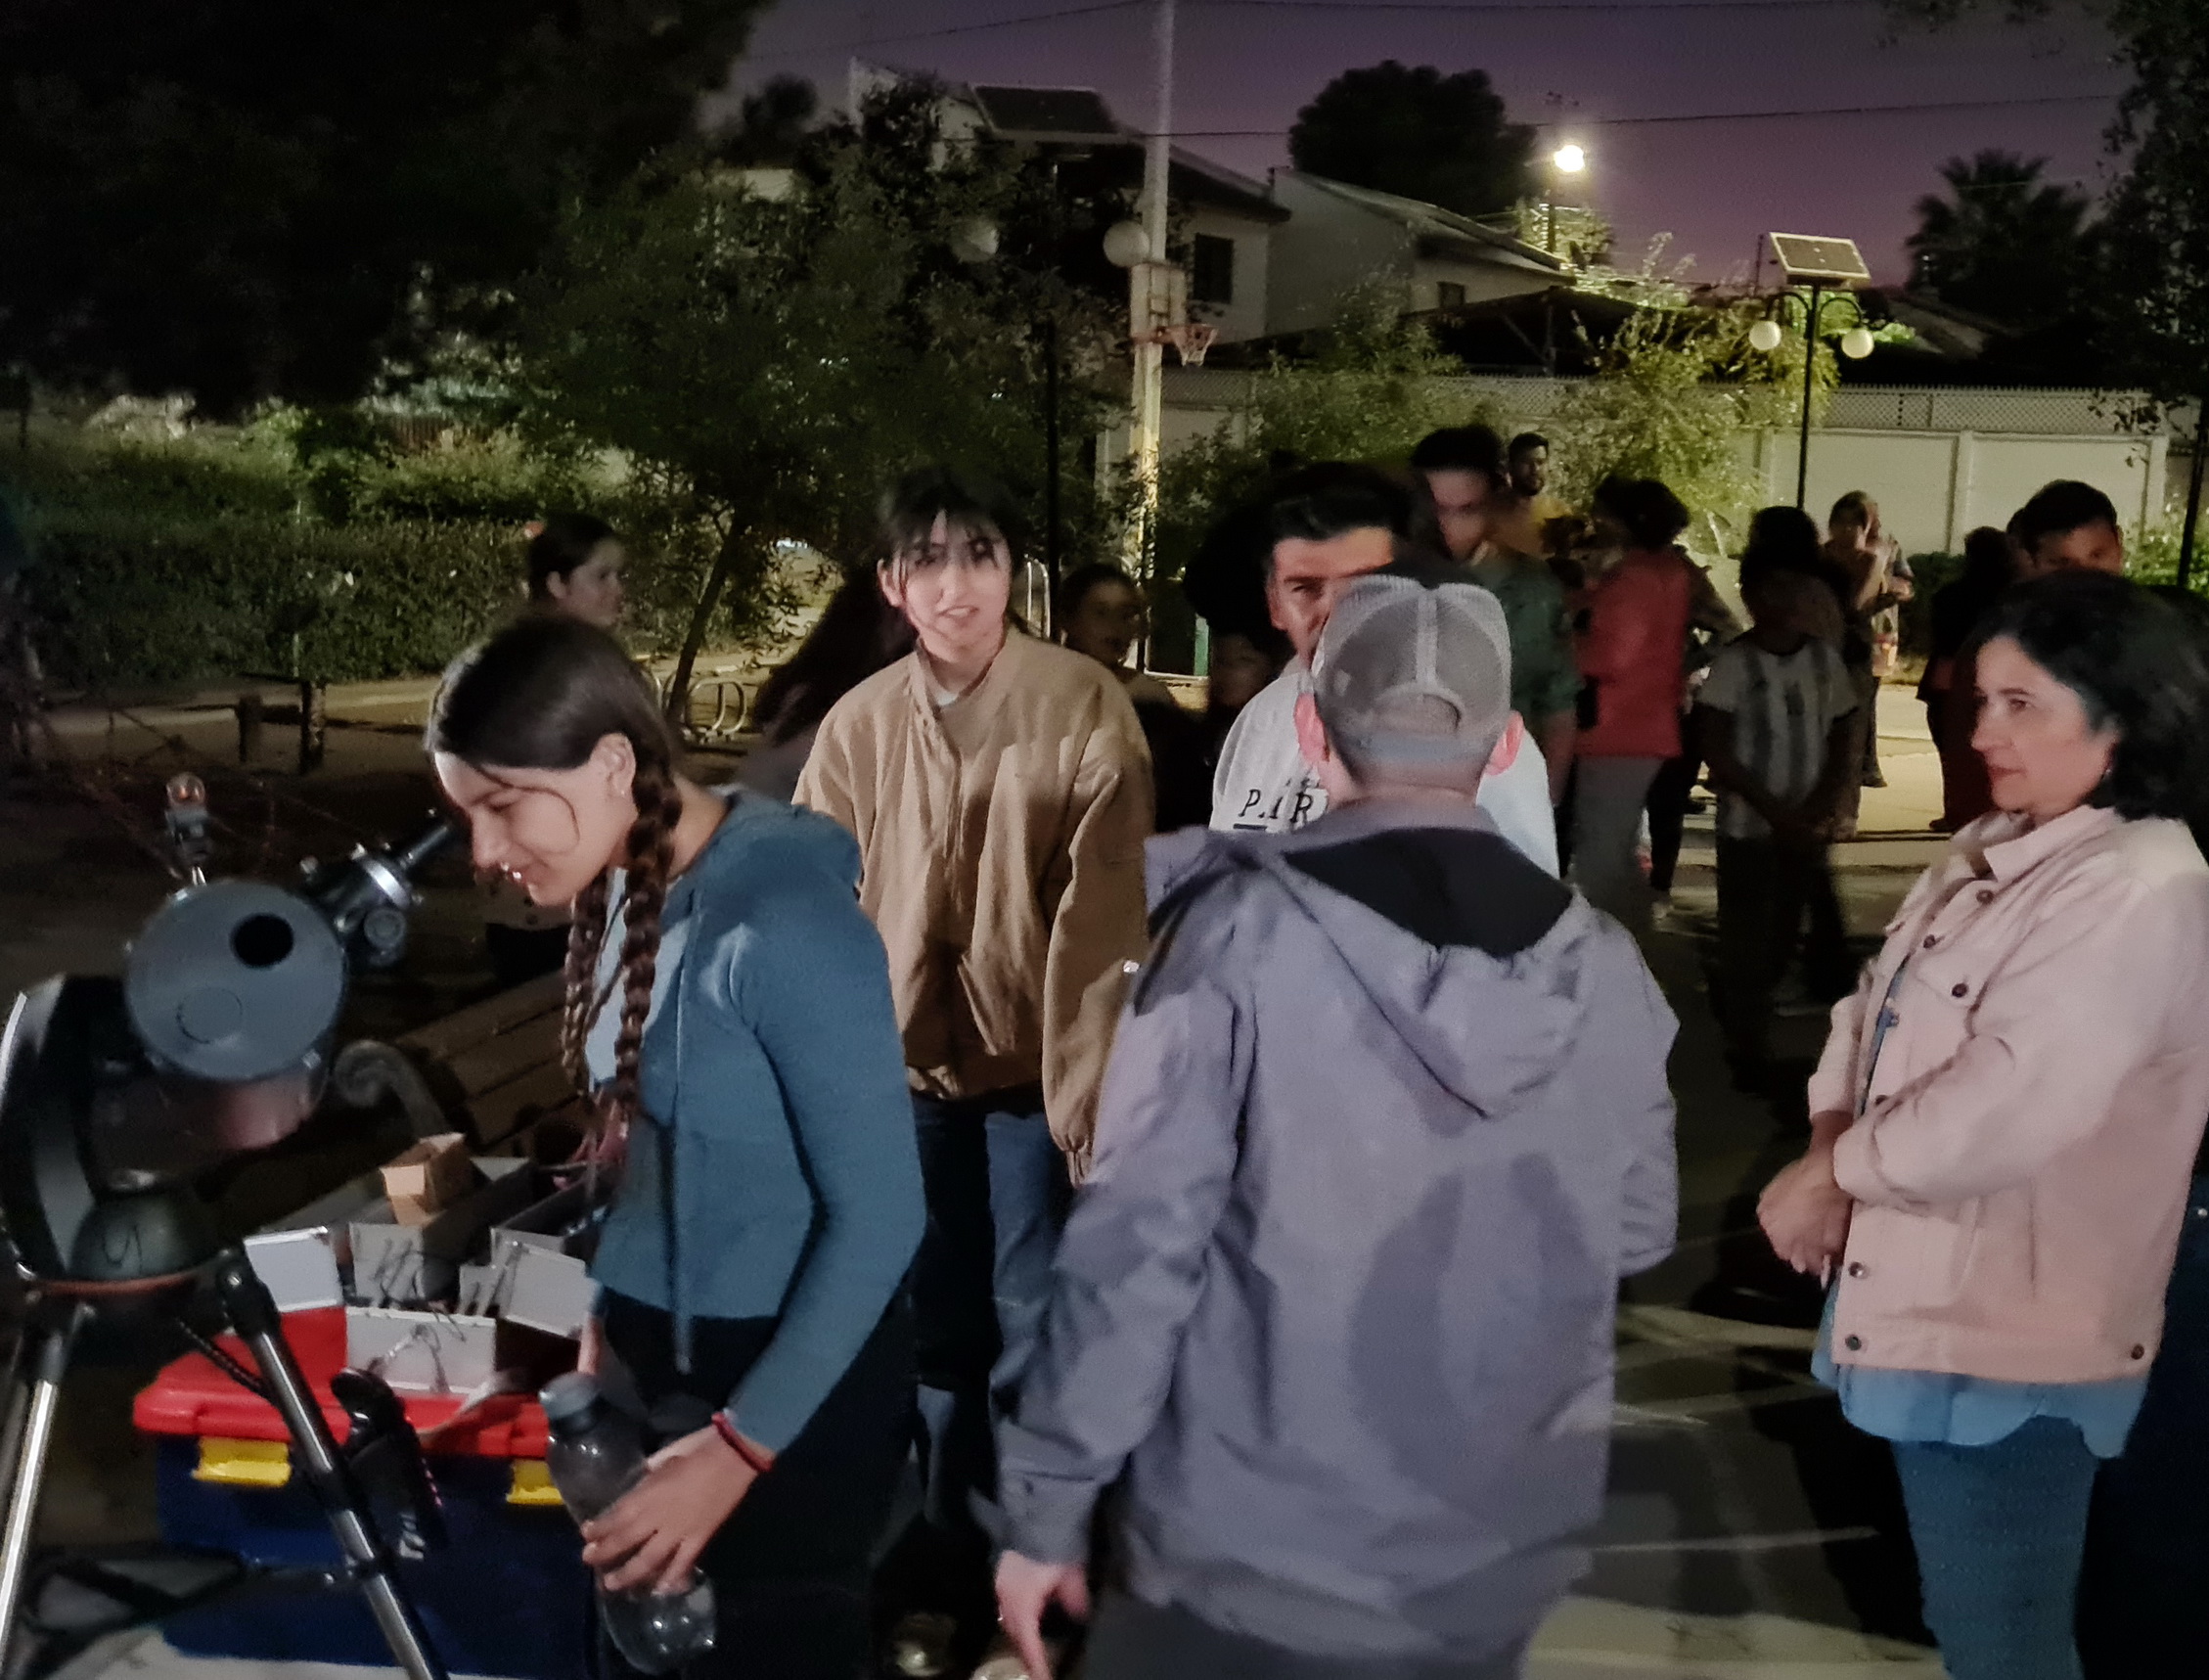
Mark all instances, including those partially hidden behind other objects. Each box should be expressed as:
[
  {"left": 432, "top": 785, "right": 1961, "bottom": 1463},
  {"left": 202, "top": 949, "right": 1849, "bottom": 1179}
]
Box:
[{"left": 719, "top": 0, "right": 2126, "bottom": 285}]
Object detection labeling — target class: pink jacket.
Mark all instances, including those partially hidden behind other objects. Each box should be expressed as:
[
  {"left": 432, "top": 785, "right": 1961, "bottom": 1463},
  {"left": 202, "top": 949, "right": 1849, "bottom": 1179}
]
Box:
[
  {"left": 1814, "top": 805, "right": 2209, "bottom": 1384},
  {"left": 1575, "top": 548, "right": 1691, "bottom": 759}
]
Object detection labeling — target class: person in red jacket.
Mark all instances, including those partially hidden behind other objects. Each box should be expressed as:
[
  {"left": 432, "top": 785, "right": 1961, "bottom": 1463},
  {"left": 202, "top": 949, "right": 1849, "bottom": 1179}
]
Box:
[{"left": 1572, "top": 477, "right": 1696, "bottom": 937}]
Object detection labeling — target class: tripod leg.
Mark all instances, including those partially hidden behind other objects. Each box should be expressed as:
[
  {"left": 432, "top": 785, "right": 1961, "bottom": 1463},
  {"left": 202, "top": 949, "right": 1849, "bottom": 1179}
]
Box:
[
  {"left": 210, "top": 1252, "right": 448, "bottom": 1680},
  {"left": 0, "top": 1299, "right": 85, "bottom": 1664}
]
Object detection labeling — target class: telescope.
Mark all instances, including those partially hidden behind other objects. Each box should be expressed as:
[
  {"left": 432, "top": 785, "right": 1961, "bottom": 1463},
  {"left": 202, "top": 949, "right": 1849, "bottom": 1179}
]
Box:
[{"left": 0, "top": 779, "right": 458, "bottom": 1680}]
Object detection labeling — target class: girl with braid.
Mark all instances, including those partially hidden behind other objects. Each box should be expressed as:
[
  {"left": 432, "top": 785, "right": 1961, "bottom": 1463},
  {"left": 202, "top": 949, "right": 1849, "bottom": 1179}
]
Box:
[{"left": 428, "top": 614, "right": 924, "bottom": 1680}]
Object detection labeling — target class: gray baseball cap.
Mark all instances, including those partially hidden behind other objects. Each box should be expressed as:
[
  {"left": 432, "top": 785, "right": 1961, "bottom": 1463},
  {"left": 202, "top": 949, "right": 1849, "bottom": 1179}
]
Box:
[{"left": 1309, "top": 573, "right": 1513, "bottom": 792}]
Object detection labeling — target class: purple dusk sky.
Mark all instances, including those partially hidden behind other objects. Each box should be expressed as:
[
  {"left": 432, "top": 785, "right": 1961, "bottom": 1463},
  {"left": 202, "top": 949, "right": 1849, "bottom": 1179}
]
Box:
[{"left": 720, "top": 0, "right": 2127, "bottom": 286}]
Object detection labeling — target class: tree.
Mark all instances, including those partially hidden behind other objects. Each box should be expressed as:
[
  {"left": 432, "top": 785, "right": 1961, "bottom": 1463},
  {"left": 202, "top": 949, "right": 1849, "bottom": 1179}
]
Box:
[
  {"left": 512, "top": 87, "right": 1121, "bottom": 707},
  {"left": 1555, "top": 302, "right": 1798, "bottom": 558},
  {"left": 1907, "top": 151, "right": 2095, "bottom": 330},
  {"left": 1288, "top": 62, "right": 1534, "bottom": 218},
  {"left": 1886, "top": 1, "right": 2209, "bottom": 574},
  {"left": 0, "top": 1, "right": 771, "bottom": 413}
]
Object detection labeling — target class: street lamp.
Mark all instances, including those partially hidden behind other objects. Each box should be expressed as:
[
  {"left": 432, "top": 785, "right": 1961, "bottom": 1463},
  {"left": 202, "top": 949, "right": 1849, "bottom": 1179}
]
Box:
[
  {"left": 1545, "top": 144, "right": 1587, "bottom": 257},
  {"left": 1756, "top": 233, "right": 1875, "bottom": 509}
]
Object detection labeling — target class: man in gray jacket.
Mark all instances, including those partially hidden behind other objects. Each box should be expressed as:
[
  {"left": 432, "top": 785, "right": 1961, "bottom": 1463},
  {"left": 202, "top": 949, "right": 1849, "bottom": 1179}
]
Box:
[{"left": 994, "top": 571, "right": 1679, "bottom": 1678}]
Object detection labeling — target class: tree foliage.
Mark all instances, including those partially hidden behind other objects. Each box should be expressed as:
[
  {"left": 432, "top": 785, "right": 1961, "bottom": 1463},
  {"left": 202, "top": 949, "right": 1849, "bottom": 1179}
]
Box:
[
  {"left": 1907, "top": 151, "right": 2095, "bottom": 330},
  {"left": 1153, "top": 289, "right": 1484, "bottom": 582},
  {"left": 1554, "top": 303, "right": 1799, "bottom": 556},
  {"left": 511, "top": 86, "right": 1124, "bottom": 693},
  {"left": 1288, "top": 62, "right": 1535, "bottom": 218},
  {"left": 0, "top": 1, "right": 771, "bottom": 413}
]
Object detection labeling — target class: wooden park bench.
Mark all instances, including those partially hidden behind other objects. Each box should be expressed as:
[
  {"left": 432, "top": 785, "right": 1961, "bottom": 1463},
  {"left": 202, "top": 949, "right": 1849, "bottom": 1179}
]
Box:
[{"left": 332, "top": 972, "right": 582, "bottom": 1151}]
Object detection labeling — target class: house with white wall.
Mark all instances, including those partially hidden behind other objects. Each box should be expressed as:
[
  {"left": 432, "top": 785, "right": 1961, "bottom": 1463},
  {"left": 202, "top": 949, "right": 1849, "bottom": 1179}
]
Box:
[
  {"left": 1263, "top": 172, "right": 1568, "bottom": 338},
  {"left": 849, "top": 65, "right": 1288, "bottom": 344}
]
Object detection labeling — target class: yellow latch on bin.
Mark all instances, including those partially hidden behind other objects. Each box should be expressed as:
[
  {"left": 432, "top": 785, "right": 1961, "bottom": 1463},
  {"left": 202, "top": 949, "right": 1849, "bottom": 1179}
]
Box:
[
  {"left": 196, "top": 1437, "right": 292, "bottom": 1488},
  {"left": 508, "top": 1460, "right": 564, "bottom": 1507}
]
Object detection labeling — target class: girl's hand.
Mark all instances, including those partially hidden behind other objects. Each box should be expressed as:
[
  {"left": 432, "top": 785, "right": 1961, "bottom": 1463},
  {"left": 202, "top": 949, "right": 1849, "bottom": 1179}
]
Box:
[
  {"left": 995, "top": 1552, "right": 1092, "bottom": 1680},
  {"left": 1758, "top": 1150, "right": 1854, "bottom": 1281},
  {"left": 581, "top": 1425, "right": 769, "bottom": 1594}
]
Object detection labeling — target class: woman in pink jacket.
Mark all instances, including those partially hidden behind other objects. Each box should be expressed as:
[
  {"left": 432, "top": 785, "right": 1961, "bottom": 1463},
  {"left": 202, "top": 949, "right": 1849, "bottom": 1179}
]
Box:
[
  {"left": 1759, "top": 570, "right": 2209, "bottom": 1680},
  {"left": 1572, "top": 477, "right": 1695, "bottom": 936}
]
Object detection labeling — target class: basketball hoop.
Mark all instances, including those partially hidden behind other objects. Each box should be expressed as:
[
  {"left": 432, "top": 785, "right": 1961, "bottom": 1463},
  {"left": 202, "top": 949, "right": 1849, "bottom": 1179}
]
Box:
[{"left": 1162, "top": 322, "right": 1218, "bottom": 367}]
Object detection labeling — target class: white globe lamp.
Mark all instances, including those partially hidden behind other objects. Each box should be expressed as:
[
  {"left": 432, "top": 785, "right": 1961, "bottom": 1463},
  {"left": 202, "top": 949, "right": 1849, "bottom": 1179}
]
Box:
[{"left": 1103, "top": 220, "right": 1151, "bottom": 269}]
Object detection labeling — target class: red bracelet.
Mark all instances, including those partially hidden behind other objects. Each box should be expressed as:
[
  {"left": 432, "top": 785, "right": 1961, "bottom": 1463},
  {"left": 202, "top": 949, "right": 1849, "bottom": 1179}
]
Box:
[{"left": 710, "top": 1412, "right": 774, "bottom": 1476}]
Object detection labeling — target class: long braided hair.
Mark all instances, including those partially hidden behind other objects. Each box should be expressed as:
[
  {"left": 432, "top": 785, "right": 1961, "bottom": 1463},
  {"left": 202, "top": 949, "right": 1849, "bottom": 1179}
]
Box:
[{"left": 428, "top": 615, "right": 683, "bottom": 1145}]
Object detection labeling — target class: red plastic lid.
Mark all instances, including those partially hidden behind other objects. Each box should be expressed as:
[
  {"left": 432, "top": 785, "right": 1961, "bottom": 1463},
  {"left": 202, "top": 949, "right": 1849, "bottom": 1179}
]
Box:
[{"left": 133, "top": 1308, "right": 550, "bottom": 1459}]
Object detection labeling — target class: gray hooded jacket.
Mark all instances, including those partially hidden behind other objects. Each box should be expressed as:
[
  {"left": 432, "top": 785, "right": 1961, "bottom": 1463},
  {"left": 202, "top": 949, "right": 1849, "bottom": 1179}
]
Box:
[{"left": 996, "top": 797, "right": 1678, "bottom": 1664}]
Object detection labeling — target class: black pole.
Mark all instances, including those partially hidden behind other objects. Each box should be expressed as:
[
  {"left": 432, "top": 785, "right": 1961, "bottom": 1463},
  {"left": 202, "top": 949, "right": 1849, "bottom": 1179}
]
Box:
[
  {"left": 1044, "top": 312, "right": 1062, "bottom": 593},
  {"left": 2181, "top": 392, "right": 2208, "bottom": 593},
  {"left": 1795, "top": 283, "right": 1822, "bottom": 511}
]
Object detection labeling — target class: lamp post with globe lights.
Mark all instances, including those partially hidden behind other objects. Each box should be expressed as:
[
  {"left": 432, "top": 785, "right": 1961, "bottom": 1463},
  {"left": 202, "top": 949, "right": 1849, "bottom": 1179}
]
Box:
[{"left": 1752, "top": 233, "right": 1877, "bottom": 510}]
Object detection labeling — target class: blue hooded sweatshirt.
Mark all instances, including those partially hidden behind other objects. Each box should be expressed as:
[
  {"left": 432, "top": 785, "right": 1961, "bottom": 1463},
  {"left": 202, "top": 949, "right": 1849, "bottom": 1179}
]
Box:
[{"left": 586, "top": 792, "right": 923, "bottom": 1454}]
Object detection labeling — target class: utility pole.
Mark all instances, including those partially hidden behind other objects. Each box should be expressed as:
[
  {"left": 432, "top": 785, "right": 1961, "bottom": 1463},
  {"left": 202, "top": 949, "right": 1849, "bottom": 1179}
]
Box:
[{"left": 1125, "top": 0, "right": 1175, "bottom": 577}]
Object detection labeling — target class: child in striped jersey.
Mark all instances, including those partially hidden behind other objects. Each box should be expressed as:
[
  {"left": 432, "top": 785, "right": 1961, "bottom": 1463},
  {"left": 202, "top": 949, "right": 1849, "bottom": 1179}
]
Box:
[{"left": 1695, "top": 564, "right": 1862, "bottom": 1089}]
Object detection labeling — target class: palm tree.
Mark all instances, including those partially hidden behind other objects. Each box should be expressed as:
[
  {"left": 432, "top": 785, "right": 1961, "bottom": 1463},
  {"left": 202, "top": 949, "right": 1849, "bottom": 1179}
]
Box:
[{"left": 1907, "top": 151, "right": 2095, "bottom": 331}]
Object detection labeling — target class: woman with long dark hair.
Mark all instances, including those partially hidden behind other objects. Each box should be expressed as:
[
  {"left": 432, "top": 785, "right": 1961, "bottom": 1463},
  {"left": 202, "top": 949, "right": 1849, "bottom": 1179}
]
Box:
[
  {"left": 738, "top": 572, "right": 917, "bottom": 801},
  {"left": 527, "top": 514, "right": 629, "bottom": 630},
  {"left": 1759, "top": 572, "right": 2209, "bottom": 1680},
  {"left": 428, "top": 615, "right": 924, "bottom": 1680}
]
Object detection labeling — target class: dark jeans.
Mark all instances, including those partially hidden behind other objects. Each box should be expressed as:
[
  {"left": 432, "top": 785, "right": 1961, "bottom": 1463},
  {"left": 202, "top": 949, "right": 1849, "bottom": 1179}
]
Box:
[
  {"left": 1890, "top": 1417, "right": 2099, "bottom": 1680},
  {"left": 1644, "top": 751, "right": 1700, "bottom": 896},
  {"left": 1713, "top": 835, "right": 1852, "bottom": 1067},
  {"left": 599, "top": 1293, "right": 916, "bottom": 1680},
  {"left": 908, "top": 1087, "right": 1070, "bottom": 1614},
  {"left": 2077, "top": 1174, "right": 2209, "bottom": 1676},
  {"left": 1084, "top": 1594, "right": 1535, "bottom": 1680}
]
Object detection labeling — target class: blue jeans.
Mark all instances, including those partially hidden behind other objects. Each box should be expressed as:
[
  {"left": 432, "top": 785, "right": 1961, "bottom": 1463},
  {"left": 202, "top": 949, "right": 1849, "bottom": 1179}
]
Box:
[
  {"left": 1889, "top": 1416, "right": 2099, "bottom": 1680},
  {"left": 2078, "top": 1173, "right": 2209, "bottom": 1676},
  {"left": 908, "top": 1088, "right": 1070, "bottom": 1610}
]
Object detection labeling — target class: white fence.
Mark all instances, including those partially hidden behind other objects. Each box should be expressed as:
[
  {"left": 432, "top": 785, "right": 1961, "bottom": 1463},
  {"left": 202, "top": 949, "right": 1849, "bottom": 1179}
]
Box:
[{"left": 1152, "top": 373, "right": 2176, "bottom": 559}]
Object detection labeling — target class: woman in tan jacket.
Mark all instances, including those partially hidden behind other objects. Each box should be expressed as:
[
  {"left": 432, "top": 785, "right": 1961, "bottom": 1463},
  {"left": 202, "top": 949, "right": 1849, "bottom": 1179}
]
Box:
[{"left": 1760, "top": 571, "right": 2209, "bottom": 1680}]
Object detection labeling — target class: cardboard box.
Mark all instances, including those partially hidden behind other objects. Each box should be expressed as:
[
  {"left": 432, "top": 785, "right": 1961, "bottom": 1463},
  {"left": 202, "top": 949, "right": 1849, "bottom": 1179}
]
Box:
[
  {"left": 243, "top": 1228, "right": 344, "bottom": 1313},
  {"left": 348, "top": 1161, "right": 539, "bottom": 1307},
  {"left": 345, "top": 1306, "right": 500, "bottom": 1394},
  {"left": 501, "top": 1247, "right": 593, "bottom": 1341},
  {"left": 380, "top": 1133, "right": 473, "bottom": 1228}
]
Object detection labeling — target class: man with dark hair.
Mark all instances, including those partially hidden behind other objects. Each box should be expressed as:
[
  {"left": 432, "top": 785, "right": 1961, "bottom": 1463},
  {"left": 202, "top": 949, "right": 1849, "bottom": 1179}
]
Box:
[
  {"left": 1413, "top": 427, "right": 1580, "bottom": 806},
  {"left": 795, "top": 465, "right": 1151, "bottom": 1658},
  {"left": 1208, "top": 463, "right": 1559, "bottom": 869},
  {"left": 994, "top": 571, "right": 1678, "bottom": 1680},
  {"left": 2013, "top": 479, "right": 2124, "bottom": 576}
]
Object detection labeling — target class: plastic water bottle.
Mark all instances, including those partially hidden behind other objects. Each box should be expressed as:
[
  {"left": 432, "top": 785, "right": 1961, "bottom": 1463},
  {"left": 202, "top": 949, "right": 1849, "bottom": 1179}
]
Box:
[{"left": 540, "top": 1374, "right": 717, "bottom": 1674}]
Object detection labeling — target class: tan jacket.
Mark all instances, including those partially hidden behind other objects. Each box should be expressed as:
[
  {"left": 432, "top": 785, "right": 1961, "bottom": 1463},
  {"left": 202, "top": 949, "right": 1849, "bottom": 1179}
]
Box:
[
  {"left": 1813, "top": 805, "right": 2209, "bottom": 1384},
  {"left": 795, "top": 632, "right": 1152, "bottom": 1165}
]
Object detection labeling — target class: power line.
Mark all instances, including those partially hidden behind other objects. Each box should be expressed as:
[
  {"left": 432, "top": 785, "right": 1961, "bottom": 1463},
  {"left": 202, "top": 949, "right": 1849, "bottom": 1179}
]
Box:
[
  {"left": 747, "top": 0, "right": 1143, "bottom": 65},
  {"left": 1163, "top": 91, "right": 2120, "bottom": 137},
  {"left": 1200, "top": 0, "right": 1871, "bottom": 12}
]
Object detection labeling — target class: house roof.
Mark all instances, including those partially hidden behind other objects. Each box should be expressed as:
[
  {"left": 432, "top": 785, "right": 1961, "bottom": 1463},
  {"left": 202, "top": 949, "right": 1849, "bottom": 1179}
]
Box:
[
  {"left": 969, "top": 86, "right": 1122, "bottom": 146},
  {"left": 1277, "top": 173, "right": 1565, "bottom": 274},
  {"left": 954, "top": 81, "right": 1285, "bottom": 222}
]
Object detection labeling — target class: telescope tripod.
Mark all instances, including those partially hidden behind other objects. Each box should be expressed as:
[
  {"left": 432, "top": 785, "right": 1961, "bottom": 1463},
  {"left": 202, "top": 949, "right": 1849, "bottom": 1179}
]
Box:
[{"left": 0, "top": 1250, "right": 448, "bottom": 1680}]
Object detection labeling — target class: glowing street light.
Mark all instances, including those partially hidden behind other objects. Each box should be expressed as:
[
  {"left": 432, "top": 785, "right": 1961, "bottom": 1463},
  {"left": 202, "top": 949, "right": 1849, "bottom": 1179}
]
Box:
[{"left": 1544, "top": 144, "right": 1588, "bottom": 257}]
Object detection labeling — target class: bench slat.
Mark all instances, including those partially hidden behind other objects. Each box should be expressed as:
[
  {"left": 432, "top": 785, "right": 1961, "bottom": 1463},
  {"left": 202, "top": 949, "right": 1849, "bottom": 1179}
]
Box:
[{"left": 397, "top": 972, "right": 565, "bottom": 1062}]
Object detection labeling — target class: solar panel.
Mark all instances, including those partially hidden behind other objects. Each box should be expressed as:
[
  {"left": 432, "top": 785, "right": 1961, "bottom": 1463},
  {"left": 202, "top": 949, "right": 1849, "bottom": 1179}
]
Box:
[{"left": 1767, "top": 234, "right": 1871, "bottom": 286}]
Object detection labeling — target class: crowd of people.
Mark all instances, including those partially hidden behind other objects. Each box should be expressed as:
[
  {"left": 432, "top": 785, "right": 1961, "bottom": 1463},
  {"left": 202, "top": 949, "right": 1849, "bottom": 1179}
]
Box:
[{"left": 420, "top": 430, "right": 2209, "bottom": 1680}]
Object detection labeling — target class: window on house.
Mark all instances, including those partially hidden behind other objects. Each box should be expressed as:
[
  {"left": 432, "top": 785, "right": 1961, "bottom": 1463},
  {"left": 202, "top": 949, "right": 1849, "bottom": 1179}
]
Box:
[
  {"left": 1436, "top": 282, "right": 1467, "bottom": 309},
  {"left": 1192, "top": 234, "right": 1236, "bottom": 306}
]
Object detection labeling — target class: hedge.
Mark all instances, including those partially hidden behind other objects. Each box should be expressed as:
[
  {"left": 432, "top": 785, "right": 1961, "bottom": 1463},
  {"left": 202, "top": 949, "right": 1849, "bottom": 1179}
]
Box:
[{"left": 27, "top": 507, "right": 521, "bottom": 689}]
